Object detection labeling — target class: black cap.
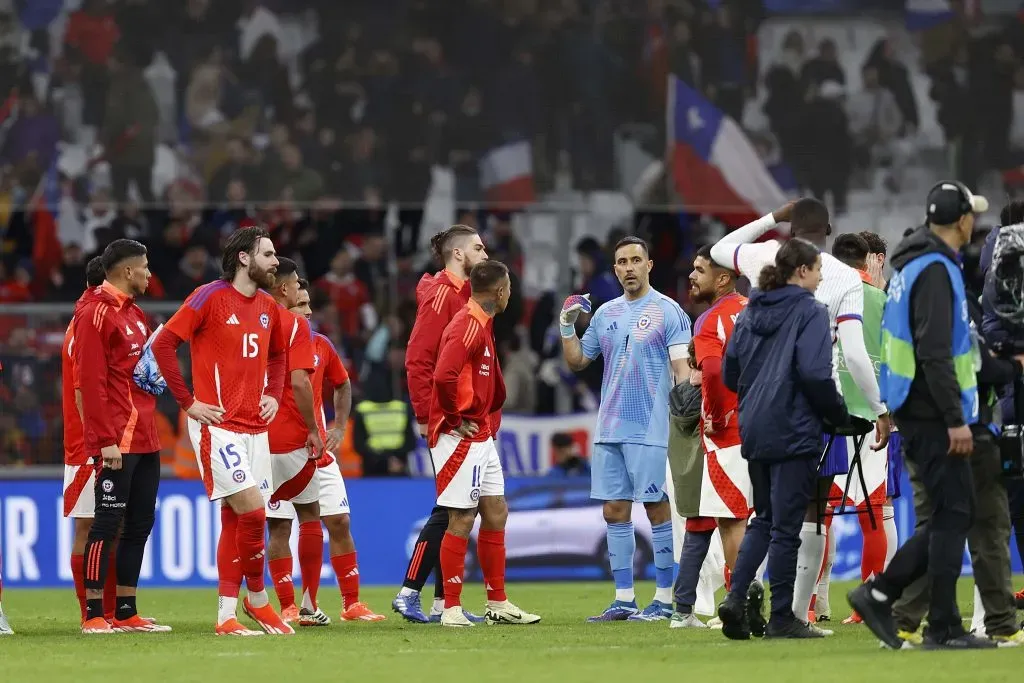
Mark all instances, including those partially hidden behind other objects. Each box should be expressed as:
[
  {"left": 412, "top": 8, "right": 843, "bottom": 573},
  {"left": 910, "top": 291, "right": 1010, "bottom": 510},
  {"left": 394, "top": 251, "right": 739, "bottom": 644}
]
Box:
[{"left": 926, "top": 181, "right": 989, "bottom": 225}]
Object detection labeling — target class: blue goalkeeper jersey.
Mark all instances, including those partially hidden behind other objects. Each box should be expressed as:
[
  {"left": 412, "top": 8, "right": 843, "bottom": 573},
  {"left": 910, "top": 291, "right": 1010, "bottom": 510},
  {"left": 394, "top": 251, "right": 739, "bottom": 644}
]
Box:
[{"left": 581, "top": 288, "right": 691, "bottom": 447}]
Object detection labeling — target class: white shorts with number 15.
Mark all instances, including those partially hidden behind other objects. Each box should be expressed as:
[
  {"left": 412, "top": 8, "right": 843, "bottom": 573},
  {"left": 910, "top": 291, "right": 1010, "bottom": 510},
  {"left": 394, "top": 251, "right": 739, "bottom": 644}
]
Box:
[{"left": 188, "top": 418, "right": 271, "bottom": 501}]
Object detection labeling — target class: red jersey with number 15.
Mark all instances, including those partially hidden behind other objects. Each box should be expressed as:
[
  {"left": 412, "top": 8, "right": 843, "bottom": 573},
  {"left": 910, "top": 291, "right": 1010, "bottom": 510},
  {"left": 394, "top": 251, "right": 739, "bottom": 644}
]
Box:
[
  {"left": 693, "top": 291, "right": 747, "bottom": 449},
  {"left": 162, "top": 280, "right": 287, "bottom": 434}
]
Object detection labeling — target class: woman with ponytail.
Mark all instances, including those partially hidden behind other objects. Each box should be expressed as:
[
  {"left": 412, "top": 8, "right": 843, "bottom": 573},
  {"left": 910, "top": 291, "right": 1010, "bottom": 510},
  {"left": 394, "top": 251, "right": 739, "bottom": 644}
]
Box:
[{"left": 715, "top": 238, "right": 851, "bottom": 640}]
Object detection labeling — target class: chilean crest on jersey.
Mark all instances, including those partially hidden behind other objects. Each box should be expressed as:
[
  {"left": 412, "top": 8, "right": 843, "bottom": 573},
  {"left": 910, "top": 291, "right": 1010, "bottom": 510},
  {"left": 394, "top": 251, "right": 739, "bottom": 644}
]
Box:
[
  {"left": 637, "top": 314, "right": 651, "bottom": 330},
  {"left": 314, "top": 353, "right": 321, "bottom": 367},
  {"left": 259, "top": 313, "right": 270, "bottom": 329}
]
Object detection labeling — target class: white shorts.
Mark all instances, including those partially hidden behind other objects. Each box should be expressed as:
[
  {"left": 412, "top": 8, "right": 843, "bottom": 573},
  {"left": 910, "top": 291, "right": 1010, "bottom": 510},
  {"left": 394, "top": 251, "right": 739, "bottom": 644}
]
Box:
[
  {"left": 269, "top": 448, "right": 320, "bottom": 506},
  {"left": 698, "top": 436, "right": 752, "bottom": 519},
  {"left": 832, "top": 435, "right": 888, "bottom": 508},
  {"left": 188, "top": 418, "right": 271, "bottom": 501},
  {"left": 431, "top": 433, "right": 504, "bottom": 509},
  {"left": 63, "top": 464, "right": 96, "bottom": 518},
  {"left": 266, "top": 458, "right": 350, "bottom": 520}
]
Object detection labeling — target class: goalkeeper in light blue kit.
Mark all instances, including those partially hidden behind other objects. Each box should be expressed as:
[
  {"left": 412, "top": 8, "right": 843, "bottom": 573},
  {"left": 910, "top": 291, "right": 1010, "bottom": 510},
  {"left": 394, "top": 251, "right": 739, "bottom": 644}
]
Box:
[{"left": 561, "top": 236, "right": 692, "bottom": 621}]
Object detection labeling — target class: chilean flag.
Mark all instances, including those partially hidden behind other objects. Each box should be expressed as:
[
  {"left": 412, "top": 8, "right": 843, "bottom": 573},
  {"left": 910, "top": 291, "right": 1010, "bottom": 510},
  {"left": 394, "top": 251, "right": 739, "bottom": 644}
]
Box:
[
  {"left": 479, "top": 139, "right": 536, "bottom": 209},
  {"left": 905, "top": 0, "right": 979, "bottom": 31},
  {"left": 667, "top": 75, "right": 786, "bottom": 226}
]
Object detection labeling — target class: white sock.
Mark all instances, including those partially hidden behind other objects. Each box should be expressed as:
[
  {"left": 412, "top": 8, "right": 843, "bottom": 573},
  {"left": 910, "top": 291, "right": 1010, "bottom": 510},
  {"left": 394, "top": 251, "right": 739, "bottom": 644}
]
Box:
[
  {"left": 398, "top": 586, "right": 417, "bottom": 597},
  {"left": 654, "top": 586, "right": 672, "bottom": 604},
  {"left": 793, "top": 522, "right": 826, "bottom": 620},
  {"left": 615, "top": 588, "right": 636, "bottom": 602},
  {"left": 432, "top": 597, "right": 444, "bottom": 615},
  {"left": 971, "top": 584, "right": 987, "bottom": 634},
  {"left": 816, "top": 526, "right": 836, "bottom": 607},
  {"left": 301, "top": 589, "right": 314, "bottom": 612},
  {"left": 247, "top": 589, "right": 269, "bottom": 608},
  {"left": 882, "top": 505, "right": 898, "bottom": 569},
  {"left": 217, "top": 595, "right": 238, "bottom": 625}
]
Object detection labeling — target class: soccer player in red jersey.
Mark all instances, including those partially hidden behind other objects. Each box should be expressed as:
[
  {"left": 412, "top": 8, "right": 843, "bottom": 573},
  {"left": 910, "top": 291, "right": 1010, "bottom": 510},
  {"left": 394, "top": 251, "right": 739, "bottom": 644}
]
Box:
[
  {"left": 268, "top": 281, "right": 386, "bottom": 623},
  {"left": 152, "top": 226, "right": 291, "bottom": 636},
  {"left": 263, "top": 259, "right": 324, "bottom": 624},
  {"left": 689, "top": 245, "right": 750, "bottom": 575},
  {"left": 62, "top": 257, "right": 110, "bottom": 624},
  {"left": 393, "top": 225, "right": 489, "bottom": 623},
  {"left": 428, "top": 260, "right": 541, "bottom": 627},
  {"left": 75, "top": 240, "right": 170, "bottom": 634}
]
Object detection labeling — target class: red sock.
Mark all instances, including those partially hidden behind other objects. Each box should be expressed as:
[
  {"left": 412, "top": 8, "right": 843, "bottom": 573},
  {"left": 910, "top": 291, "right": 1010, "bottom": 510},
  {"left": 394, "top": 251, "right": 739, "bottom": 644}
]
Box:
[
  {"left": 71, "top": 554, "right": 87, "bottom": 622},
  {"left": 723, "top": 565, "right": 733, "bottom": 593},
  {"left": 440, "top": 532, "right": 468, "bottom": 609},
  {"left": 859, "top": 508, "right": 886, "bottom": 581},
  {"left": 103, "top": 553, "right": 117, "bottom": 620},
  {"left": 268, "top": 557, "right": 295, "bottom": 610},
  {"left": 330, "top": 551, "right": 360, "bottom": 609},
  {"left": 218, "top": 506, "right": 243, "bottom": 598},
  {"left": 477, "top": 529, "right": 507, "bottom": 602},
  {"left": 298, "top": 521, "right": 324, "bottom": 609},
  {"left": 236, "top": 509, "right": 268, "bottom": 593}
]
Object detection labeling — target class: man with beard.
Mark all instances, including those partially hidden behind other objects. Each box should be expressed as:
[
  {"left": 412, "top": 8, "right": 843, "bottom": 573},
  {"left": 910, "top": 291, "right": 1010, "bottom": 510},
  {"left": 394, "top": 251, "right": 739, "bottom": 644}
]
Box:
[
  {"left": 686, "top": 245, "right": 752, "bottom": 607},
  {"left": 152, "top": 226, "right": 291, "bottom": 636}
]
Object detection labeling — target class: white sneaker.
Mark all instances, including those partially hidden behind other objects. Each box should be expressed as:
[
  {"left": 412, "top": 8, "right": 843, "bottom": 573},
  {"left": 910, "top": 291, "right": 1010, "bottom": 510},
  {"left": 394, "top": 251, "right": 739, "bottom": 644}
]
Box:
[
  {"left": 484, "top": 600, "right": 541, "bottom": 625},
  {"left": 0, "top": 612, "right": 12, "bottom": 635},
  {"left": 706, "top": 616, "right": 723, "bottom": 630},
  {"left": 808, "top": 622, "right": 833, "bottom": 637},
  {"left": 669, "top": 612, "right": 707, "bottom": 629},
  {"left": 440, "top": 606, "right": 475, "bottom": 628}
]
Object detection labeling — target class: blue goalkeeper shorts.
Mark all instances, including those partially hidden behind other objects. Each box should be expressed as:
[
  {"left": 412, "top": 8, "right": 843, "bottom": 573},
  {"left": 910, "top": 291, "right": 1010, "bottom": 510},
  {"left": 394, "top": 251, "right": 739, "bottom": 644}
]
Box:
[{"left": 591, "top": 443, "right": 668, "bottom": 503}]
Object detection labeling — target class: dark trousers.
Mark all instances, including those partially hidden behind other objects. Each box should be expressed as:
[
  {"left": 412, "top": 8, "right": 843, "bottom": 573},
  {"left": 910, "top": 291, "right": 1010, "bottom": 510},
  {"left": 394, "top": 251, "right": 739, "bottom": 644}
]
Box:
[
  {"left": 1006, "top": 477, "right": 1024, "bottom": 570},
  {"left": 85, "top": 454, "right": 160, "bottom": 590},
  {"left": 402, "top": 505, "right": 448, "bottom": 597},
  {"left": 893, "top": 429, "right": 1017, "bottom": 636},
  {"left": 111, "top": 163, "right": 154, "bottom": 205},
  {"left": 673, "top": 528, "right": 713, "bottom": 611},
  {"left": 875, "top": 419, "right": 974, "bottom": 639},
  {"left": 728, "top": 456, "right": 818, "bottom": 621}
]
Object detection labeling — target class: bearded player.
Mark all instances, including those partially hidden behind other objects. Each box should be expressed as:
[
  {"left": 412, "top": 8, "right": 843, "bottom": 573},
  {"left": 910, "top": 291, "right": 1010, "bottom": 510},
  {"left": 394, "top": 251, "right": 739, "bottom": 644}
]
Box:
[
  {"left": 687, "top": 246, "right": 751, "bottom": 595},
  {"left": 429, "top": 260, "right": 540, "bottom": 627},
  {"left": 265, "top": 279, "right": 386, "bottom": 623},
  {"left": 152, "top": 226, "right": 291, "bottom": 636},
  {"left": 561, "top": 237, "right": 692, "bottom": 622},
  {"left": 710, "top": 199, "right": 890, "bottom": 630},
  {"left": 394, "top": 225, "right": 488, "bottom": 624}
]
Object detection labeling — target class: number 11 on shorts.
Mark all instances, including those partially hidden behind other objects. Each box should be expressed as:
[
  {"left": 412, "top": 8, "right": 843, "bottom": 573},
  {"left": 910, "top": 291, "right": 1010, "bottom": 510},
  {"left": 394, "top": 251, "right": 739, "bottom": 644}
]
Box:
[{"left": 471, "top": 465, "right": 481, "bottom": 488}]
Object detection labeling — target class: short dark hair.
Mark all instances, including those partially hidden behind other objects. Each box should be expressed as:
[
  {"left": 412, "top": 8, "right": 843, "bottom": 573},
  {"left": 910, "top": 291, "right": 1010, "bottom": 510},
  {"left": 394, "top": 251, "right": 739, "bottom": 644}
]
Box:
[
  {"left": 430, "top": 225, "right": 478, "bottom": 264},
  {"left": 1001, "top": 200, "right": 1024, "bottom": 226},
  {"left": 790, "top": 198, "right": 830, "bottom": 239},
  {"left": 86, "top": 256, "right": 105, "bottom": 287},
  {"left": 101, "top": 239, "right": 147, "bottom": 273},
  {"left": 275, "top": 256, "right": 299, "bottom": 279},
  {"left": 551, "top": 432, "right": 574, "bottom": 449},
  {"left": 831, "top": 233, "right": 870, "bottom": 269},
  {"left": 695, "top": 243, "right": 736, "bottom": 276},
  {"left": 613, "top": 235, "right": 650, "bottom": 259},
  {"left": 469, "top": 260, "right": 509, "bottom": 293},
  {"left": 858, "top": 231, "right": 887, "bottom": 256},
  {"left": 297, "top": 277, "right": 309, "bottom": 290},
  {"left": 221, "top": 226, "right": 269, "bottom": 281}
]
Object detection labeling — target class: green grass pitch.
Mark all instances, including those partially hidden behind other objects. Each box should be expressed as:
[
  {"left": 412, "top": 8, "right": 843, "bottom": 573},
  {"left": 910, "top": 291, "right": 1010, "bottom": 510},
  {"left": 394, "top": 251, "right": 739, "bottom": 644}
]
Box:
[{"left": 0, "top": 581, "right": 1020, "bottom": 682}]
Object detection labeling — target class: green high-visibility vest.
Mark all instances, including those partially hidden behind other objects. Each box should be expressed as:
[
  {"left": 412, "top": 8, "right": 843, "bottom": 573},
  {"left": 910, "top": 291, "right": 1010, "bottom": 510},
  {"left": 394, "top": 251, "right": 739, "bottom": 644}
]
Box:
[{"left": 356, "top": 400, "right": 409, "bottom": 451}]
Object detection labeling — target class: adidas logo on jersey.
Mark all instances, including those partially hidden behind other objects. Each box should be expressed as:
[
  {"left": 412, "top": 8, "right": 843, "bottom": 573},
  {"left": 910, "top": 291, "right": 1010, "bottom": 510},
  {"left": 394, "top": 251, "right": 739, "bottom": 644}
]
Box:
[
  {"left": 606, "top": 322, "right": 618, "bottom": 332},
  {"left": 124, "top": 324, "right": 134, "bottom": 336},
  {"left": 483, "top": 347, "right": 491, "bottom": 358},
  {"left": 226, "top": 314, "right": 240, "bottom": 325}
]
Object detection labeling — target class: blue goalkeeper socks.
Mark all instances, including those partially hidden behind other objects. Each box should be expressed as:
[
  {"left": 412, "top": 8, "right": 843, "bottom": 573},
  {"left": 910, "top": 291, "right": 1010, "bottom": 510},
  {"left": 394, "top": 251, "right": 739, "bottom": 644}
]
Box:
[
  {"left": 651, "top": 521, "right": 674, "bottom": 603},
  {"left": 607, "top": 522, "right": 635, "bottom": 602}
]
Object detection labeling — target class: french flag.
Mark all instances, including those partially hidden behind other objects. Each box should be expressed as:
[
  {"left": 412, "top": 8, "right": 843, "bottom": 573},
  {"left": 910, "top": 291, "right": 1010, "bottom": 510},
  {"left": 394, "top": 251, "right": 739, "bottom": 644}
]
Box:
[
  {"left": 667, "top": 75, "right": 787, "bottom": 226},
  {"left": 905, "top": 0, "right": 979, "bottom": 31},
  {"left": 478, "top": 139, "right": 536, "bottom": 209}
]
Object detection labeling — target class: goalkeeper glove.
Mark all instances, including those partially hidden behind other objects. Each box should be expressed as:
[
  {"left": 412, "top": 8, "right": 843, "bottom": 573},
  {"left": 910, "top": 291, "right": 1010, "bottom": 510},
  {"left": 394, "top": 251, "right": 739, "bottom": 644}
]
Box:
[{"left": 559, "top": 293, "right": 591, "bottom": 338}]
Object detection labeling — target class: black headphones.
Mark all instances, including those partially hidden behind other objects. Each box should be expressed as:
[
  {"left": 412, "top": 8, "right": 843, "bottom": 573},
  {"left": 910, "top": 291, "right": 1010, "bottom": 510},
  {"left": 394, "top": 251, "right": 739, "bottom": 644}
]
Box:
[{"left": 927, "top": 180, "right": 973, "bottom": 221}]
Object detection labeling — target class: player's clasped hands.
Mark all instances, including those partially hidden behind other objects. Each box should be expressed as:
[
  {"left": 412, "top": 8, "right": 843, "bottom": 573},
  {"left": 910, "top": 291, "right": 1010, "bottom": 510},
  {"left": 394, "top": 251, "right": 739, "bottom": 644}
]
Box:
[
  {"left": 455, "top": 420, "right": 478, "bottom": 438},
  {"left": 187, "top": 400, "right": 225, "bottom": 425},
  {"left": 259, "top": 396, "right": 279, "bottom": 423}
]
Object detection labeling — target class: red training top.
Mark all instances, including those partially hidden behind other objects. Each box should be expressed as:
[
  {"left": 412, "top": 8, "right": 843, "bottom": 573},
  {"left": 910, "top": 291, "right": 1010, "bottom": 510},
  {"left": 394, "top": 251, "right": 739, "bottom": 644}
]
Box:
[
  {"left": 312, "top": 331, "right": 350, "bottom": 466},
  {"left": 693, "top": 291, "right": 747, "bottom": 449},
  {"left": 61, "top": 322, "right": 87, "bottom": 465},
  {"left": 268, "top": 307, "right": 316, "bottom": 454}
]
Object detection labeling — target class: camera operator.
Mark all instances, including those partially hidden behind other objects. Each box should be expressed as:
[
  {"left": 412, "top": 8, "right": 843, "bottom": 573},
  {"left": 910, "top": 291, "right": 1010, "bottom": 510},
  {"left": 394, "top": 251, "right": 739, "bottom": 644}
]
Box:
[
  {"left": 849, "top": 181, "right": 994, "bottom": 650},
  {"left": 889, "top": 218, "right": 1024, "bottom": 645}
]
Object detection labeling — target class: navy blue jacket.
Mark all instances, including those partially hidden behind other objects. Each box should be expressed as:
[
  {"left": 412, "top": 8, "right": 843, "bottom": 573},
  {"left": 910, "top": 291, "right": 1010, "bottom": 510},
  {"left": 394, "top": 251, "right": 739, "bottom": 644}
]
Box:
[{"left": 724, "top": 285, "right": 848, "bottom": 462}]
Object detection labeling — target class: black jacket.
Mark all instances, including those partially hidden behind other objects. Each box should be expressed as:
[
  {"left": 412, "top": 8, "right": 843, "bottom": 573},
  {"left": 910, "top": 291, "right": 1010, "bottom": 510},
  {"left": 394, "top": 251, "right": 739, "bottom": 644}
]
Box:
[
  {"left": 889, "top": 227, "right": 968, "bottom": 427},
  {"left": 969, "top": 291, "right": 1023, "bottom": 429},
  {"left": 725, "top": 285, "right": 848, "bottom": 462}
]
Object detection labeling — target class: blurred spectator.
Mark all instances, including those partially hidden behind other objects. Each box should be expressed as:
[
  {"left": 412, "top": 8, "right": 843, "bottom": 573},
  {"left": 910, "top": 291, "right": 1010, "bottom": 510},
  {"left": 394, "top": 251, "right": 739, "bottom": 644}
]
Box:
[
  {"left": 185, "top": 45, "right": 228, "bottom": 136},
  {"left": 80, "top": 185, "right": 116, "bottom": 254},
  {"left": 546, "top": 432, "right": 591, "bottom": 478},
  {"left": 447, "top": 86, "right": 489, "bottom": 203},
  {"left": 352, "top": 377, "right": 415, "bottom": 476},
  {"left": 2, "top": 93, "right": 59, "bottom": 171},
  {"left": 803, "top": 80, "right": 851, "bottom": 213},
  {"left": 704, "top": 4, "right": 748, "bottom": 122},
  {"left": 864, "top": 38, "right": 919, "bottom": 136},
  {"left": 64, "top": 0, "right": 120, "bottom": 127},
  {"left": 209, "top": 137, "right": 262, "bottom": 201},
  {"left": 354, "top": 233, "right": 388, "bottom": 308},
  {"left": 0, "top": 261, "right": 31, "bottom": 302},
  {"left": 47, "top": 243, "right": 88, "bottom": 301},
  {"left": 670, "top": 19, "right": 701, "bottom": 91},
  {"left": 501, "top": 333, "right": 537, "bottom": 415},
  {"left": 167, "top": 243, "right": 220, "bottom": 299},
  {"left": 848, "top": 65, "right": 904, "bottom": 192},
  {"left": 267, "top": 143, "right": 323, "bottom": 204},
  {"left": 576, "top": 236, "right": 621, "bottom": 307},
  {"left": 102, "top": 47, "right": 158, "bottom": 203},
  {"left": 317, "top": 248, "right": 376, "bottom": 345},
  {"left": 801, "top": 38, "right": 846, "bottom": 89},
  {"left": 763, "top": 30, "right": 805, "bottom": 176}
]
